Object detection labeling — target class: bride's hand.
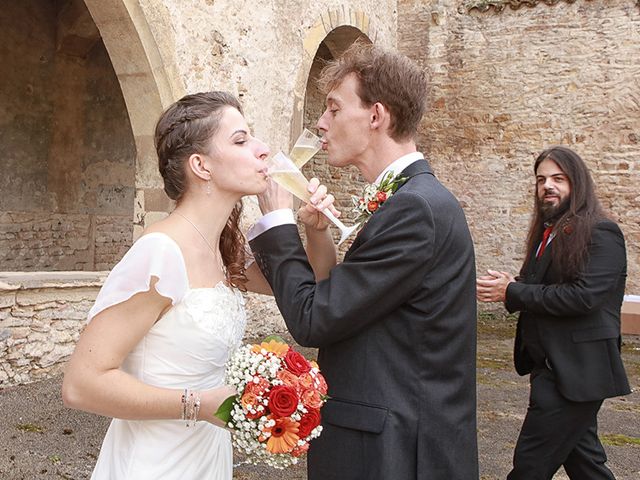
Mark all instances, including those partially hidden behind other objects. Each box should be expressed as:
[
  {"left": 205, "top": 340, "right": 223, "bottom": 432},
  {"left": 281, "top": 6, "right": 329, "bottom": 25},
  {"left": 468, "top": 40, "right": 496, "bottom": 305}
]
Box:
[
  {"left": 298, "top": 178, "right": 341, "bottom": 231},
  {"left": 198, "top": 385, "right": 237, "bottom": 427},
  {"left": 257, "top": 178, "right": 293, "bottom": 215}
]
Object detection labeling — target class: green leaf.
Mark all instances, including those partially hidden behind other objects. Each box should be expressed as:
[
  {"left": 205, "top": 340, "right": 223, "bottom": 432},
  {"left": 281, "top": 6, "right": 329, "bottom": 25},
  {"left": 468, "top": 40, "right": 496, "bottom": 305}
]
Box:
[
  {"left": 214, "top": 395, "right": 238, "bottom": 425},
  {"left": 262, "top": 334, "right": 287, "bottom": 344}
]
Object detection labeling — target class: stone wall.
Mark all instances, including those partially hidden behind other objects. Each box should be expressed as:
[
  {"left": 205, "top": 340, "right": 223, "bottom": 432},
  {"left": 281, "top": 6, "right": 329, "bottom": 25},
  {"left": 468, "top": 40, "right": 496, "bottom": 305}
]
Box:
[
  {"left": 399, "top": 0, "right": 640, "bottom": 293},
  {"left": 0, "top": 273, "right": 104, "bottom": 386},
  {"left": 0, "top": 274, "right": 287, "bottom": 387},
  {"left": 0, "top": 213, "right": 131, "bottom": 271},
  {"left": 0, "top": 1, "right": 136, "bottom": 272}
]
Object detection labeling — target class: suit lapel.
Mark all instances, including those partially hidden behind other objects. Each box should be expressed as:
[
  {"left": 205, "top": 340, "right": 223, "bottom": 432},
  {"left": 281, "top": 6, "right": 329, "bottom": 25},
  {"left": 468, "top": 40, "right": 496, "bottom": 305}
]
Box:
[
  {"left": 344, "top": 159, "right": 434, "bottom": 259},
  {"left": 523, "top": 245, "right": 553, "bottom": 283}
]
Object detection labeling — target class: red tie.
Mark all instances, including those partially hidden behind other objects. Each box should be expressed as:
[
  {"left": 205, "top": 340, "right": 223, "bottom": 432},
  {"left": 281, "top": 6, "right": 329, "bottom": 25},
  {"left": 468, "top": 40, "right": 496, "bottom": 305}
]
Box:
[{"left": 537, "top": 225, "right": 553, "bottom": 259}]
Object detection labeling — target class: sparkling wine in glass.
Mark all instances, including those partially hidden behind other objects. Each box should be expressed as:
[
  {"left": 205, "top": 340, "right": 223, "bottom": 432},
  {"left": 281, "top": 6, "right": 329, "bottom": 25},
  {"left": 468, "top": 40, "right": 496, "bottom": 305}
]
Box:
[
  {"left": 268, "top": 151, "right": 359, "bottom": 245},
  {"left": 289, "top": 129, "right": 323, "bottom": 168}
]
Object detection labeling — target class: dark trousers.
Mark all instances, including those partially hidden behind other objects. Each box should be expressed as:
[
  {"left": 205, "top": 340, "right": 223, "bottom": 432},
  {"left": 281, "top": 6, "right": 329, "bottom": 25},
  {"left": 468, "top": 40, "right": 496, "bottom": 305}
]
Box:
[{"left": 507, "top": 367, "right": 615, "bottom": 480}]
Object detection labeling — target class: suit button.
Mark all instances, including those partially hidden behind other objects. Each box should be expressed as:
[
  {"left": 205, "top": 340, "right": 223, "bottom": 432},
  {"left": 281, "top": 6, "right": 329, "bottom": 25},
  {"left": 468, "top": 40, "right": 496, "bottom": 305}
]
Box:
[{"left": 544, "top": 358, "right": 553, "bottom": 371}]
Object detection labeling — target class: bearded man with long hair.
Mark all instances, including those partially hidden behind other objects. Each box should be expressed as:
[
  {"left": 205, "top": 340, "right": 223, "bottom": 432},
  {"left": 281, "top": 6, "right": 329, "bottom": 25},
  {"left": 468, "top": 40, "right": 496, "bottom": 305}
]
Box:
[{"left": 477, "top": 146, "right": 630, "bottom": 479}]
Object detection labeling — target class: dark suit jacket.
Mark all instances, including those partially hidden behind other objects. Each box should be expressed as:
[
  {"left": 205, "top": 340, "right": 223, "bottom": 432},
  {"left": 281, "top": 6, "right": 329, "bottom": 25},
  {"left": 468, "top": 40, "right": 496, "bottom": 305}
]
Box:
[
  {"left": 250, "top": 160, "right": 479, "bottom": 480},
  {"left": 505, "top": 220, "right": 631, "bottom": 402}
]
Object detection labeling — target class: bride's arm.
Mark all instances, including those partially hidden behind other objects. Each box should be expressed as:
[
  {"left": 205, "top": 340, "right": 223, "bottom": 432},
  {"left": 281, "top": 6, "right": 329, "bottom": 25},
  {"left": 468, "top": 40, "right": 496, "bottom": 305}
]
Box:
[{"left": 62, "top": 281, "right": 234, "bottom": 426}]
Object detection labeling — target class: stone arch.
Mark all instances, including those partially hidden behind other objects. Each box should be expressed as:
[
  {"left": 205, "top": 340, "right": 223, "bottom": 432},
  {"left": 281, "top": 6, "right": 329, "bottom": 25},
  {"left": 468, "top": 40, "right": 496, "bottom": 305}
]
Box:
[
  {"left": 291, "top": 12, "right": 374, "bottom": 248},
  {"left": 0, "top": 0, "right": 175, "bottom": 271},
  {"left": 83, "top": 0, "right": 176, "bottom": 236},
  {"left": 290, "top": 10, "right": 375, "bottom": 141}
]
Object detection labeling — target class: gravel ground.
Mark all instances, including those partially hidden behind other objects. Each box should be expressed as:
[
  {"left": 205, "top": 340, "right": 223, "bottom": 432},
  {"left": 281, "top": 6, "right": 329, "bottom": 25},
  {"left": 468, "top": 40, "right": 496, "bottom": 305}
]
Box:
[{"left": 1, "top": 313, "right": 639, "bottom": 479}]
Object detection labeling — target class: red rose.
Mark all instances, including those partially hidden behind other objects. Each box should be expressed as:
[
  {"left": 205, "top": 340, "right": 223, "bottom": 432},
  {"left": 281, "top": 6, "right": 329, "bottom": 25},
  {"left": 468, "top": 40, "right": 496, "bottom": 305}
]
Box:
[
  {"left": 268, "top": 385, "right": 299, "bottom": 417},
  {"left": 376, "top": 191, "right": 387, "bottom": 203},
  {"left": 367, "top": 200, "right": 379, "bottom": 212},
  {"left": 284, "top": 349, "right": 311, "bottom": 376},
  {"left": 297, "top": 408, "right": 321, "bottom": 438}
]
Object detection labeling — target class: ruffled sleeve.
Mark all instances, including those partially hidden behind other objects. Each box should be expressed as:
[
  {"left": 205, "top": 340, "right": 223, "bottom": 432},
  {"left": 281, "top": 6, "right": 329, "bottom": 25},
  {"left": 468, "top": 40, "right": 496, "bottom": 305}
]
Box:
[{"left": 88, "top": 233, "right": 189, "bottom": 322}]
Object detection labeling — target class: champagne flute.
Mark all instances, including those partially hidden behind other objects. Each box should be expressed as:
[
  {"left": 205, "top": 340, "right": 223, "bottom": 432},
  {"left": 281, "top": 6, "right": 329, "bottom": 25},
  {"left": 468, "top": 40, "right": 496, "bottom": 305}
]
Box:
[
  {"left": 267, "top": 151, "right": 359, "bottom": 245},
  {"left": 289, "top": 128, "right": 323, "bottom": 168}
]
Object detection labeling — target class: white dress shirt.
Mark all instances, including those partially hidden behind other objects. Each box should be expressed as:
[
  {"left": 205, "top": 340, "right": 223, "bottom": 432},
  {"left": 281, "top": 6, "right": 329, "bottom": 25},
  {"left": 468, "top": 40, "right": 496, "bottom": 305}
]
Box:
[{"left": 246, "top": 151, "right": 425, "bottom": 241}]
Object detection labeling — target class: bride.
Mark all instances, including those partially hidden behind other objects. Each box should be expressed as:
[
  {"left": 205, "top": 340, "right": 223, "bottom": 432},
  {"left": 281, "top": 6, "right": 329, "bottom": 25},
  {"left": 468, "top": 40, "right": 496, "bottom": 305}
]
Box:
[{"left": 62, "top": 91, "right": 337, "bottom": 479}]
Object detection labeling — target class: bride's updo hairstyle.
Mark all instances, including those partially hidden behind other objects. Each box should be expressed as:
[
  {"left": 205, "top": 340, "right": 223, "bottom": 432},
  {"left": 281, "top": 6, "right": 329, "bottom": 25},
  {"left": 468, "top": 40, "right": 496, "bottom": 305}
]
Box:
[{"left": 154, "top": 91, "right": 248, "bottom": 291}]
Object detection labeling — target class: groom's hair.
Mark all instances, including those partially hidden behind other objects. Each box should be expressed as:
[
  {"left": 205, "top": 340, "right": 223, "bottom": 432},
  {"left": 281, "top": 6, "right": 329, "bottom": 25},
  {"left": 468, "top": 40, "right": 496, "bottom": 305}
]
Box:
[{"left": 318, "top": 41, "right": 427, "bottom": 142}]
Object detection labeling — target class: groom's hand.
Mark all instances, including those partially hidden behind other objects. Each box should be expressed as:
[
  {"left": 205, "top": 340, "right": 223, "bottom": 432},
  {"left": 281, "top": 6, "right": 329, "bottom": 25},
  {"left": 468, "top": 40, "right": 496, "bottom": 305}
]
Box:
[{"left": 298, "top": 178, "right": 341, "bottom": 231}]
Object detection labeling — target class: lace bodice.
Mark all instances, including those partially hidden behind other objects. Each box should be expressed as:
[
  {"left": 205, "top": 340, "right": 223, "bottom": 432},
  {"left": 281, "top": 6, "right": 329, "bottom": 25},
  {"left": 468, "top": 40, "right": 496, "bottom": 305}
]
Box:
[{"left": 88, "top": 232, "right": 247, "bottom": 389}]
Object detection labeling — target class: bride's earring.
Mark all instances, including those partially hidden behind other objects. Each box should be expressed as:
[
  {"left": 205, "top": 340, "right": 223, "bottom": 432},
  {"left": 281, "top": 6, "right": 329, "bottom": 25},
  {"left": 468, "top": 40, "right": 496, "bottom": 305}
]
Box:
[{"left": 206, "top": 180, "right": 211, "bottom": 196}]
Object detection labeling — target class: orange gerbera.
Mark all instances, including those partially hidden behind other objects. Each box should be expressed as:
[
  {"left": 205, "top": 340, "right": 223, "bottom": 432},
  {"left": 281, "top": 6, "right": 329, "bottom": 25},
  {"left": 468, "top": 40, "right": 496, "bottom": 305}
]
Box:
[
  {"left": 251, "top": 339, "right": 289, "bottom": 357},
  {"left": 263, "top": 417, "right": 300, "bottom": 454}
]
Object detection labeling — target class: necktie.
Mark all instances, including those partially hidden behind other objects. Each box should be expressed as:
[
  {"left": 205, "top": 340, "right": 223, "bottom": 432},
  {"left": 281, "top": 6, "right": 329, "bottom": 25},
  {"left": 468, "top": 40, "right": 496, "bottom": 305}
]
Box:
[{"left": 537, "top": 225, "right": 553, "bottom": 259}]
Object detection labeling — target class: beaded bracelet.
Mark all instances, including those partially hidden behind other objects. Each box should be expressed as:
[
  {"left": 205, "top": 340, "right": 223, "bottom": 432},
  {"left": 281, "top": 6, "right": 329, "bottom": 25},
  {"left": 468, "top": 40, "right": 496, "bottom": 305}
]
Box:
[
  {"left": 181, "top": 388, "right": 201, "bottom": 427},
  {"left": 181, "top": 388, "right": 188, "bottom": 422}
]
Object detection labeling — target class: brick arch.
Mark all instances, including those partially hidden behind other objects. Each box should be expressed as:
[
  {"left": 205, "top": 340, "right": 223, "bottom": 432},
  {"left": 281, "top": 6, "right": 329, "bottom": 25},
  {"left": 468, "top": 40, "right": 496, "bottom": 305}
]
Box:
[
  {"left": 290, "top": 9, "right": 375, "bottom": 141},
  {"left": 83, "top": 0, "right": 176, "bottom": 234},
  {"left": 294, "top": 15, "right": 375, "bottom": 248}
]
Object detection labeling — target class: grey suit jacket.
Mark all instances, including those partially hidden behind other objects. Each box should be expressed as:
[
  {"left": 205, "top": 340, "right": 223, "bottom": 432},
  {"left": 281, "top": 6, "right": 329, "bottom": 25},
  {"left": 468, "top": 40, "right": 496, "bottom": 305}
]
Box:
[{"left": 250, "top": 159, "right": 479, "bottom": 479}]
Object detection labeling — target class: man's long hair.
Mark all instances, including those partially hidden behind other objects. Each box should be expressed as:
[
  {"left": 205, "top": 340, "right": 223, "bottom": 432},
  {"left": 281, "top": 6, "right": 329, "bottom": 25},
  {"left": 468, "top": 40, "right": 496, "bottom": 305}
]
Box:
[{"left": 521, "top": 146, "right": 607, "bottom": 281}]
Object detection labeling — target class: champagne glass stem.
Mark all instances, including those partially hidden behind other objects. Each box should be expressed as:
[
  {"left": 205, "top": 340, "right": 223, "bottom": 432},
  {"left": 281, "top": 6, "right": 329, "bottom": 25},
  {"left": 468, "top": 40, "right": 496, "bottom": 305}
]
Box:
[{"left": 320, "top": 208, "right": 360, "bottom": 245}]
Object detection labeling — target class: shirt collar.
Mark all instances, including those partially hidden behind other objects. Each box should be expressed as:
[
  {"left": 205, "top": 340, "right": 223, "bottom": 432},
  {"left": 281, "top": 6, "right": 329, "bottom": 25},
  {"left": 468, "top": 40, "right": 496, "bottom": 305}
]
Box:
[{"left": 374, "top": 152, "right": 424, "bottom": 185}]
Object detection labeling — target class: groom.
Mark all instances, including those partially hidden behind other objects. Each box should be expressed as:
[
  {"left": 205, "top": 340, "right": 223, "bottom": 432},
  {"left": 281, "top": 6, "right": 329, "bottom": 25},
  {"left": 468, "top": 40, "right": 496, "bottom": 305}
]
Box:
[{"left": 249, "top": 43, "right": 478, "bottom": 479}]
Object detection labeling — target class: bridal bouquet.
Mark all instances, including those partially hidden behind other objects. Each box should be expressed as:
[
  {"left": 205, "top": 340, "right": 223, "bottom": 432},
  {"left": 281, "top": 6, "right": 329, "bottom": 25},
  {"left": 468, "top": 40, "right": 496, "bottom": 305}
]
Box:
[{"left": 216, "top": 336, "right": 328, "bottom": 469}]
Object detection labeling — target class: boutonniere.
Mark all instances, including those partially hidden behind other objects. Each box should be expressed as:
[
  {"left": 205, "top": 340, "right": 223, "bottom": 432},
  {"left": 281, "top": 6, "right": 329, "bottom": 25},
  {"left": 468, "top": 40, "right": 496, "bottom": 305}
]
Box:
[{"left": 351, "top": 171, "right": 407, "bottom": 224}]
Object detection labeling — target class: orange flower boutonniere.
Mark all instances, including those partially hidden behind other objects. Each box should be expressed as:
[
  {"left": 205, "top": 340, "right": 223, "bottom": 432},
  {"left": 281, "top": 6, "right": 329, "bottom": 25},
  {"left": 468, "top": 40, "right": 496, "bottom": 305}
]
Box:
[{"left": 352, "top": 171, "right": 407, "bottom": 224}]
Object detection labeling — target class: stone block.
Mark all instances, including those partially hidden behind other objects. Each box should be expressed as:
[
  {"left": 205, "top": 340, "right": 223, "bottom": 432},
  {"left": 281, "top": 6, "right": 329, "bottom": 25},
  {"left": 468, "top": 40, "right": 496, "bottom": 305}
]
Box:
[
  {"left": 0, "top": 292, "right": 16, "bottom": 309},
  {"left": 622, "top": 296, "right": 640, "bottom": 335},
  {"left": 40, "top": 344, "right": 75, "bottom": 368},
  {"left": 22, "top": 339, "right": 55, "bottom": 358},
  {"left": 9, "top": 327, "right": 31, "bottom": 340}
]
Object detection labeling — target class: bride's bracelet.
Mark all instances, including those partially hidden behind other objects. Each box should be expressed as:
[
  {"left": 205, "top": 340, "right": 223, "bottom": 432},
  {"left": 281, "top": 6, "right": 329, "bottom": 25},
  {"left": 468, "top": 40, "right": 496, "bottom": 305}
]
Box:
[{"left": 181, "top": 388, "right": 201, "bottom": 427}]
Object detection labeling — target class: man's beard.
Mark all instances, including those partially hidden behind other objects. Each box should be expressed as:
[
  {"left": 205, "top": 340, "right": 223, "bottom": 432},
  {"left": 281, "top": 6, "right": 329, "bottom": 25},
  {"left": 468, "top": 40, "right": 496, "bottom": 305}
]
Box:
[{"left": 539, "top": 197, "right": 570, "bottom": 222}]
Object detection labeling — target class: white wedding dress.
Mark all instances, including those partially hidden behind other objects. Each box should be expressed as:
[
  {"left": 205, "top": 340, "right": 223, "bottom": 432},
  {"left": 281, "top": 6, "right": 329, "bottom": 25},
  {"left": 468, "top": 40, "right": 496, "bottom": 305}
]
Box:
[{"left": 87, "top": 232, "right": 246, "bottom": 479}]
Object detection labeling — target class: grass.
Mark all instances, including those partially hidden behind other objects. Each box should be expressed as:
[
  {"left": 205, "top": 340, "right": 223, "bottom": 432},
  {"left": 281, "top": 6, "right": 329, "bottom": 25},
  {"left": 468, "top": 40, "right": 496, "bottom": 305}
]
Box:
[
  {"left": 477, "top": 355, "right": 511, "bottom": 370},
  {"left": 477, "top": 311, "right": 518, "bottom": 339},
  {"left": 610, "top": 402, "right": 640, "bottom": 414},
  {"left": 622, "top": 360, "right": 640, "bottom": 378},
  {"left": 16, "top": 423, "right": 45, "bottom": 433},
  {"left": 621, "top": 342, "right": 640, "bottom": 355},
  {"left": 600, "top": 433, "right": 640, "bottom": 447}
]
